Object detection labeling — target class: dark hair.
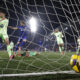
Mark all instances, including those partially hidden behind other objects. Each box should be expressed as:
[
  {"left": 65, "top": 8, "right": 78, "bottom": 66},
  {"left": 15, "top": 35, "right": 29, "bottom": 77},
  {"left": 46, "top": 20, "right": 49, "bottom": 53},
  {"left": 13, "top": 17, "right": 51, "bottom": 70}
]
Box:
[
  {"left": 55, "top": 28, "right": 59, "bottom": 30},
  {"left": 0, "top": 9, "right": 6, "bottom": 15},
  {"left": 26, "top": 49, "right": 28, "bottom": 51},
  {"left": 20, "top": 21, "right": 25, "bottom": 25}
]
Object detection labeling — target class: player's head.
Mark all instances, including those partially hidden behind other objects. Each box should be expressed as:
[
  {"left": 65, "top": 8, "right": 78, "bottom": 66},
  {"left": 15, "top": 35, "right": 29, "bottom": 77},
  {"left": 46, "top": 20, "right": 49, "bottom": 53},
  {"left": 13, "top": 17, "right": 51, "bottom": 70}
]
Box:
[
  {"left": 25, "top": 49, "right": 29, "bottom": 55},
  {"left": 20, "top": 21, "right": 25, "bottom": 26},
  {"left": 26, "top": 48, "right": 28, "bottom": 51},
  {"left": 0, "top": 10, "right": 6, "bottom": 18},
  {"left": 55, "top": 28, "right": 59, "bottom": 32}
]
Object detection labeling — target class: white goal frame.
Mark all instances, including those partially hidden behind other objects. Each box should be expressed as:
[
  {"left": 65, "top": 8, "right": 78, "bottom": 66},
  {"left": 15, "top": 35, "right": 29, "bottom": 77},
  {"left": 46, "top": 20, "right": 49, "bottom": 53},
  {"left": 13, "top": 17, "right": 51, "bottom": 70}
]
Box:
[{"left": 0, "top": 70, "right": 77, "bottom": 77}]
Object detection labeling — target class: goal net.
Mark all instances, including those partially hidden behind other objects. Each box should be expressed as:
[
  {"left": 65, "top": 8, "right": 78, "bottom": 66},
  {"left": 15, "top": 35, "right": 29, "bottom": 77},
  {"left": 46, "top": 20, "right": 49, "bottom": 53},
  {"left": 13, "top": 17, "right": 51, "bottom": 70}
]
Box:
[{"left": 0, "top": 0, "right": 79, "bottom": 77}]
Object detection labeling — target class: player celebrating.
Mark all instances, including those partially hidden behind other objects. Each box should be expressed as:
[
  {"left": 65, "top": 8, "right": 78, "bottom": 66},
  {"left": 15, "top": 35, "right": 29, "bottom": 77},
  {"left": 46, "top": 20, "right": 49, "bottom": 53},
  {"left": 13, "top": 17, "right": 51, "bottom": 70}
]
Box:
[
  {"left": 51, "top": 28, "right": 64, "bottom": 54},
  {"left": 0, "top": 10, "right": 14, "bottom": 60},
  {"left": 77, "top": 36, "right": 80, "bottom": 54},
  {"left": 9, "top": 21, "right": 29, "bottom": 56}
]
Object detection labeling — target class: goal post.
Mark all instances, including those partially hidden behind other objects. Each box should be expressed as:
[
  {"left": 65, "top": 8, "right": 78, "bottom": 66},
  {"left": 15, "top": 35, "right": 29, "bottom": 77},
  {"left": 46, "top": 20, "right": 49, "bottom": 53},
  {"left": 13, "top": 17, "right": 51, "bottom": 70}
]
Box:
[{"left": 0, "top": 70, "right": 76, "bottom": 77}]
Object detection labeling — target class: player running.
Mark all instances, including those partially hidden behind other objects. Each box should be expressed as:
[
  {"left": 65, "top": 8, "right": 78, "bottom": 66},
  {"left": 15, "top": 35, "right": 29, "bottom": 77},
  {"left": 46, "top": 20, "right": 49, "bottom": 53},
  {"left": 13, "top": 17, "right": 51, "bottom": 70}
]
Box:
[
  {"left": 9, "top": 21, "right": 29, "bottom": 56},
  {"left": 77, "top": 36, "right": 80, "bottom": 54},
  {"left": 51, "top": 28, "right": 64, "bottom": 54},
  {"left": 0, "top": 10, "right": 14, "bottom": 60}
]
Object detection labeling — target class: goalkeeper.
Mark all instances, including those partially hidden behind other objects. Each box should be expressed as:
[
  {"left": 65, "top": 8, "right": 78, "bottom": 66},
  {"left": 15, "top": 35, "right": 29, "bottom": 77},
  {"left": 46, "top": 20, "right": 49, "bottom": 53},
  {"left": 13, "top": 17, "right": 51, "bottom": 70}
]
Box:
[
  {"left": 0, "top": 10, "right": 14, "bottom": 60},
  {"left": 20, "top": 49, "right": 39, "bottom": 57},
  {"left": 51, "top": 28, "right": 64, "bottom": 54},
  {"left": 77, "top": 36, "right": 80, "bottom": 54}
]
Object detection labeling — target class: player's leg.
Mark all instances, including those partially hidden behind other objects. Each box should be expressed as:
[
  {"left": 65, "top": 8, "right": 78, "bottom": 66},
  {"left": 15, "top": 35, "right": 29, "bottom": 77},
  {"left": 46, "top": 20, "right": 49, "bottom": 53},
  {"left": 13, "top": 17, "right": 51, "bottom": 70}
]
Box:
[
  {"left": 58, "top": 45, "right": 62, "bottom": 53},
  {"left": 61, "top": 43, "right": 64, "bottom": 54},
  {"left": 57, "top": 41, "right": 62, "bottom": 53},
  {"left": 19, "top": 39, "right": 26, "bottom": 48},
  {"left": 18, "top": 39, "right": 26, "bottom": 56},
  {"left": 14, "top": 42, "right": 20, "bottom": 56},
  {"left": 3, "top": 34, "right": 14, "bottom": 60},
  {"left": 0, "top": 34, "right": 5, "bottom": 43},
  {"left": 60, "top": 39, "right": 64, "bottom": 54},
  {"left": 5, "top": 38, "right": 11, "bottom": 56},
  {"left": 62, "top": 43, "right": 64, "bottom": 51},
  {"left": 19, "top": 35, "right": 27, "bottom": 48},
  {"left": 14, "top": 37, "right": 21, "bottom": 55},
  {"left": 58, "top": 44, "right": 64, "bottom": 54},
  {"left": 14, "top": 42, "right": 20, "bottom": 52},
  {"left": 58, "top": 39, "right": 64, "bottom": 54},
  {"left": 77, "top": 46, "right": 80, "bottom": 54},
  {"left": 17, "top": 35, "right": 27, "bottom": 55}
]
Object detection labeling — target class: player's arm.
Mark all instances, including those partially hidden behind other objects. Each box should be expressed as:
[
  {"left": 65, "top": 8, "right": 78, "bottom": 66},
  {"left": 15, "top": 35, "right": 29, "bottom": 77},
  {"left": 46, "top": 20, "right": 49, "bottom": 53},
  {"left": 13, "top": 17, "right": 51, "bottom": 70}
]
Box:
[
  {"left": 77, "top": 39, "right": 79, "bottom": 45},
  {"left": 51, "top": 32, "right": 54, "bottom": 35},
  {"left": 51, "top": 30, "right": 55, "bottom": 35},
  {"left": 61, "top": 32, "right": 64, "bottom": 38},
  {"left": 77, "top": 39, "right": 78, "bottom": 42},
  {"left": 4, "top": 20, "right": 17, "bottom": 32},
  {"left": 8, "top": 26, "right": 18, "bottom": 30}
]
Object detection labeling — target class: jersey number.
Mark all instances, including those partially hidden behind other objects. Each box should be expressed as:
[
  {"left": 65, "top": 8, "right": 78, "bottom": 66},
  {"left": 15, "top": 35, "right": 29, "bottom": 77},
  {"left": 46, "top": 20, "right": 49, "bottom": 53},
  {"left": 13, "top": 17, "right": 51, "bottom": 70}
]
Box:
[{"left": 0, "top": 24, "right": 4, "bottom": 28}]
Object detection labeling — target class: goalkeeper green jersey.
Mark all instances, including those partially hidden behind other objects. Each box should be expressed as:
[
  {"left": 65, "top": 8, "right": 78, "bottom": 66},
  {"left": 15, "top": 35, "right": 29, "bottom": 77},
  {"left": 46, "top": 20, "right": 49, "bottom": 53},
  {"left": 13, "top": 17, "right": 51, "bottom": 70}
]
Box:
[
  {"left": 0, "top": 18, "right": 9, "bottom": 33},
  {"left": 78, "top": 39, "right": 80, "bottom": 46},
  {"left": 21, "top": 51, "right": 37, "bottom": 57},
  {"left": 51, "top": 31, "right": 63, "bottom": 41},
  {"left": 29, "top": 51, "right": 36, "bottom": 56}
]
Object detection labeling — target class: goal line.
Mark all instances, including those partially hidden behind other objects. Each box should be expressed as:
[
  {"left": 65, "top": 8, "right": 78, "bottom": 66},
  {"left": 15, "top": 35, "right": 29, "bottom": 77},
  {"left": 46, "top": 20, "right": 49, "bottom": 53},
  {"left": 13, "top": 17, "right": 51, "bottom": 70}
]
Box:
[{"left": 0, "top": 70, "right": 77, "bottom": 77}]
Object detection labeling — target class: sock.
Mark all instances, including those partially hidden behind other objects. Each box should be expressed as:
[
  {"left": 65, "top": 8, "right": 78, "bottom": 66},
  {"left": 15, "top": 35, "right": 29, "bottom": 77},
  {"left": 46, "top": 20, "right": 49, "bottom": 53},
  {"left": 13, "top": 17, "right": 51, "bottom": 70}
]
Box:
[
  {"left": 59, "top": 46, "right": 62, "bottom": 52},
  {"left": 19, "top": 41, "right": 25, "bottom": 47},
  {"left": 7, "top": 45, "right": 12, "bottom": 57},
  {"left": 62, "top": 46, "right": 64, "bottom": 51},
  {"left": 17, "top": 41, "right": 25, "bottom": 54},
  {"left": 77, "top": 46, "right": 80, "bottom": 54},
  {"left": 14, "top": 43, "right": 19, "bottom": 52},
  {"left": 17, "top": 47, "right": 21, "bottom": 54}
]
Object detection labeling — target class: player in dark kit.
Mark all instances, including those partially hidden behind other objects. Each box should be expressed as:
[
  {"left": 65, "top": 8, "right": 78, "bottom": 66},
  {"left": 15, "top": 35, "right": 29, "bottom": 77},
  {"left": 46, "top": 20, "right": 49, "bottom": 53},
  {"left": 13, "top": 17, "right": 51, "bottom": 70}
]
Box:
[{"left": 9, "top": 21, "right": 29, "bottom": 56}]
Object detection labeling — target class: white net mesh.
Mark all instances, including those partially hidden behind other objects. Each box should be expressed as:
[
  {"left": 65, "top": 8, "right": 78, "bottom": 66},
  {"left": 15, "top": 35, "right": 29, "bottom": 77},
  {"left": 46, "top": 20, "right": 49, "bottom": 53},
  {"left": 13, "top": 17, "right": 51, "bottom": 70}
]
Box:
[{"left": 0, "top": 0, "right": 80, "bottom": 76}]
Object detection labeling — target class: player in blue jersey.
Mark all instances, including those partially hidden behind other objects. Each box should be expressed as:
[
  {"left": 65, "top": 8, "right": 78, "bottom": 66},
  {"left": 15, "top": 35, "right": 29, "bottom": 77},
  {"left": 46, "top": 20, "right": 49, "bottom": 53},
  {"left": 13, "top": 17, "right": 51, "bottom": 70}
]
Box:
[{"left": 9, "top": 21, "right": 29, "bottom": 56}]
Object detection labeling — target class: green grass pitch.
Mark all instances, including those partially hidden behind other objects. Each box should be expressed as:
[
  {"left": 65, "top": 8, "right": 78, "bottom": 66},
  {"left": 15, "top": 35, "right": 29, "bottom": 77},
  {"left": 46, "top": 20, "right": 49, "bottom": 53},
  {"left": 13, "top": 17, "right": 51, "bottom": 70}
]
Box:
[{"left": 0, "top": 51, "right": 80, "bottom": 80}]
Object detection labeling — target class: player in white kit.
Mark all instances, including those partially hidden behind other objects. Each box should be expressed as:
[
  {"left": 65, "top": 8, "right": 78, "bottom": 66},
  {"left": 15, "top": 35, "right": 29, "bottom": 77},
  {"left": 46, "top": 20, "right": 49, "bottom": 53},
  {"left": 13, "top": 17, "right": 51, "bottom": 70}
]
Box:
[
  {"left": 51, "top": 28, "right": 64, "bottom": 54},
  {"left": 0, "top": 10, "right": 14, "bottom": 60}
]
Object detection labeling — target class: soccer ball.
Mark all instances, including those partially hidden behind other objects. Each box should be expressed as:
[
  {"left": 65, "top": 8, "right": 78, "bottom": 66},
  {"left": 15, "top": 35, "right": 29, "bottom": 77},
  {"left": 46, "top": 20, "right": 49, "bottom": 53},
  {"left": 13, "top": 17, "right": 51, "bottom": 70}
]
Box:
[{"left": 70, "top": 54, "right": 80, "bottom": 73}]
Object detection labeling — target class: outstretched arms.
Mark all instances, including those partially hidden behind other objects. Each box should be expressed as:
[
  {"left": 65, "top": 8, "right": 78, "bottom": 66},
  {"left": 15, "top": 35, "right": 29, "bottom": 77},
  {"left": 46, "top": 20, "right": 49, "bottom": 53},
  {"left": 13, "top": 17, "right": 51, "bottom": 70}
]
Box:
[
  {"left": 61, "top": 32, "right": 64, "bottom": 38},
  {"left": 8, "top": 26, "right": 18, "bottom": 30},
  {"left": 51, "top": 30, "right": 55, "bottom": 35}
]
